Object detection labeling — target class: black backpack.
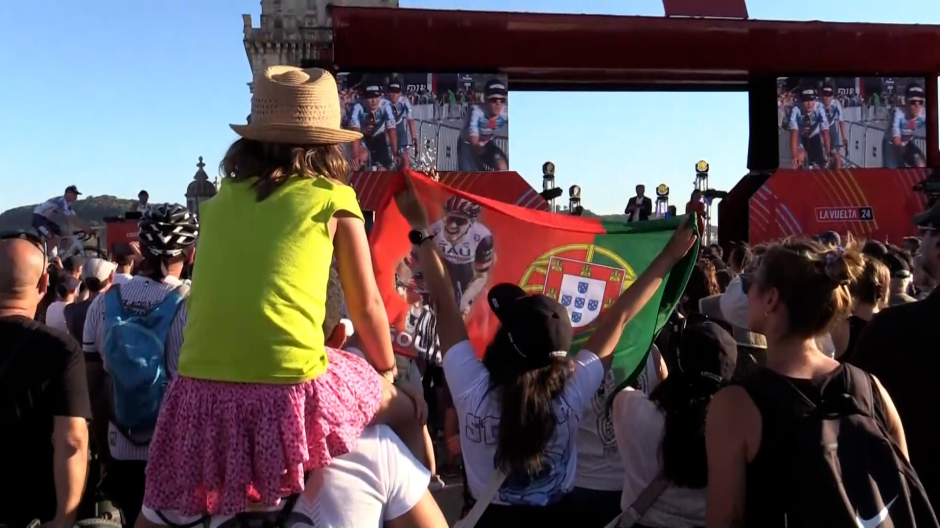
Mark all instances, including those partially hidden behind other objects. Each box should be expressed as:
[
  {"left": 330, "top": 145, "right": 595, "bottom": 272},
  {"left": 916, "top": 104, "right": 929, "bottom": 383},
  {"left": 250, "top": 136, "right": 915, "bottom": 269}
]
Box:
[{"left": 740, "top": 365, "right": 938, "bottom": 528}]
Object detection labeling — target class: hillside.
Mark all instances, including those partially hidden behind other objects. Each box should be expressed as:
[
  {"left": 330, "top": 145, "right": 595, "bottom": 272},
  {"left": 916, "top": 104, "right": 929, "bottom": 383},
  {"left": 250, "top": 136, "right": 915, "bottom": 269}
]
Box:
[{"left": 0, "top": 195, "right": 138, "bottom": 233}]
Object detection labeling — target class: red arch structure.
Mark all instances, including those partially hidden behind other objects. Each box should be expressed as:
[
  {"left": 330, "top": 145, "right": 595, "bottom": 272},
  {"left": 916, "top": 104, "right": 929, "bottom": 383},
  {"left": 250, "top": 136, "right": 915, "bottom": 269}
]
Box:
[{"left": 330, "top": 6, "right": 940, "bottom": 244}]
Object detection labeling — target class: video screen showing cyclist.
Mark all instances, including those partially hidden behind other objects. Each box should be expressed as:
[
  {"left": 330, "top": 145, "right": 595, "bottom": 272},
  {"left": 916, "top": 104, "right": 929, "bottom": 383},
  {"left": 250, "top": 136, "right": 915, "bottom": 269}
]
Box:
[
  {"left": 788, "top": 88, "right": 831, "bottom": 169},
  {"left": 820, "top": 87, "right": 848, "bottom": 169},
  {"left": 883, "top": 85, "right": 927, "bottom": 169},
  {"left": 457, "top": 79, "right": 509, "bottom": 171},
  {"left": 347, "top": 84, "right": 399, "bottom": 171},
  {"left": 386, "top": 78, "right": 418, "bottom": 169},
  {"left": 32, "top": 185, "right": 89, "bottom": 242}
]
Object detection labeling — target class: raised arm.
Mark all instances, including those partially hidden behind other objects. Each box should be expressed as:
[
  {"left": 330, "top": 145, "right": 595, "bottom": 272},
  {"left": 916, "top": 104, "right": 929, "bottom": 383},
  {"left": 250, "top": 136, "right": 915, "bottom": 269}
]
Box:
[
  {"left": 583, "top": 217, "right": 697, "bottom": 370},
  {"left": 394, "top": 174, "right": 468, "bottom": 356}
]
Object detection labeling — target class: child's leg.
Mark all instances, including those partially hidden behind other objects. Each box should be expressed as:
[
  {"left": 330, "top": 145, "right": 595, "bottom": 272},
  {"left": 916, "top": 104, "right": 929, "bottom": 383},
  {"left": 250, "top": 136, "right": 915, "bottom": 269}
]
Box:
[{"left": 371, "top": 377, "right": 431, "bottom": 470}]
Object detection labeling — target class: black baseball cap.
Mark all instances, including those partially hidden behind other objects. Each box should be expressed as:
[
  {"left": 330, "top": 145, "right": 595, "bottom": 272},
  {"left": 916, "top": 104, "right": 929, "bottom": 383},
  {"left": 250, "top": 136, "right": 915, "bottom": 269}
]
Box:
[
  {"left": 913, "top": 202, "right": 940, "bottom": 231},
  {"left": 884, "top": 251, "right": 912, "bottom": 279},
  {"left": 65, "top": 185, "right": 81, "bottom": 195},
  {"left": 800, "top": 88, "right": 817, "bottom": 101},
  {"left": 488, "top": 283, "right": 572, "bottom": 370},
  {"left": 821, "top": 87, "right": 835, "bottom": 96},
  {"left": 362, "top": 84, "right": 382, "bottom": 97},
  {"left": 677, "top": 317, "right": 738, "bottom": 384},
  {"left": 484, "top": 79, "right": 508, "bottom": 99},
  {"left": 388, "top": 79, "right": 402, "bottom": 92},
  {"left": 906, "top": 85, "right": 926, "bottom": 101}
]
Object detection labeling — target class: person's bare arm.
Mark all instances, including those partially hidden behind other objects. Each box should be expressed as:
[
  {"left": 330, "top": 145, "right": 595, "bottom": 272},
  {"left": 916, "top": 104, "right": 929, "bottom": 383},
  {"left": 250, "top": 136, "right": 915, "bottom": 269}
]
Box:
[
  {"left": 395, "top": 174, "right": 468, "bottom": 355},
  {"left": 385, "top": 491, "right": 449, "bottom": 528},
  {"left": 705, "top": 386, "right": 754, "bottom": 528},
  {"left": 51, "top": 416, "right": 89, "bottom": 527},
  {"left": 873, "top": 375, "right": 909, "bottom": 460},
  {"left": 334, "top": 212, "right": 396, "bottom": 373},
  {"left": 650, "top": 343, "right": 668, "bottom": 384},
  {"left": 583, "top": 219, "right": 697, "bottom": 370}
]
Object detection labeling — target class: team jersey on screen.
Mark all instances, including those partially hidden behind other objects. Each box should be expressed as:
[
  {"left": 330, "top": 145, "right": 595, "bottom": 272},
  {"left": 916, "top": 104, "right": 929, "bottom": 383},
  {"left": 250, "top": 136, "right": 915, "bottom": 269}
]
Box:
[
  {"left": 459, "top": 104, "right": 508, "bottom": 145},
  {"left": 33, "top": 196, "right": 75, "bottom": 219},
  {"left": 348, "top": 100, "right": 396, "bottom": 138},
  {"left": 887, "top": 107, "right": 926, "bottom": 146},
  {"left": 389, "top": 97, "right": 414, "bottom": 145},
  {"left": 430, "top": 219, "right": 495, "bottom": 305},
  {"left": 789, "top": 103, "right": 830, "bottom": 138},
  {"left": 823, "top": 99, "right": 845, "bottom": 125}
]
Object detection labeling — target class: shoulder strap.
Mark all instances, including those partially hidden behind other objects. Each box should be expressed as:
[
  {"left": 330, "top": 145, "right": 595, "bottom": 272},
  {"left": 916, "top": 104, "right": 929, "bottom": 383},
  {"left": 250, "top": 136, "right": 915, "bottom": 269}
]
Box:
[
  {"left": 103, "top": 284, "right": 126, "bottom": 322},
  {"left": 603, "top": 474, "right": 671, "bottom": 528},
  {"left": 453, "top": 471, "right": 507, "bottom": 528},
  {"left": 145, "top": 283, "right": 189, "bottom": 337}
]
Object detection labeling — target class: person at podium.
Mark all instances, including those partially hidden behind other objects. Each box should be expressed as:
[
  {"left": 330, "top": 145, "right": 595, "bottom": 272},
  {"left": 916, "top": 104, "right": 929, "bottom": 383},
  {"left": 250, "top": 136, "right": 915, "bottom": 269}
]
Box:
[{"left": 625, "top": 185, "right": 652, "bottom": 222}]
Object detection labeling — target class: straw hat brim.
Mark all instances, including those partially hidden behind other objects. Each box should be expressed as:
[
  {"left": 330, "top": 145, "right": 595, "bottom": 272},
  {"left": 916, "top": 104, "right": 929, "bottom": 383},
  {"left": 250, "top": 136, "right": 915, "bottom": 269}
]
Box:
[{"left": 230, "top": 123, "right": 362, "bottom": 145}]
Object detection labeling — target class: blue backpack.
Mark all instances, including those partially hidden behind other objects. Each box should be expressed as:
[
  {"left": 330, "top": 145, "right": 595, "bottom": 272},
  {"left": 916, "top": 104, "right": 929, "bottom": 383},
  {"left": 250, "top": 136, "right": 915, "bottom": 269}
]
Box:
[{"left": 102, "top": 283, "right": 188, "bottom": 444}]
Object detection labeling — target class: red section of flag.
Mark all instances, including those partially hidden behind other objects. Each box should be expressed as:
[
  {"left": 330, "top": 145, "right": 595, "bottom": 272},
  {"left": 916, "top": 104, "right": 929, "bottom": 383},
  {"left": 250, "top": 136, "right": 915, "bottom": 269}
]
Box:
[
  {"left": 662, "top": 0, "right": 748, "bottom": 19},
  {"left": 369, "top": 172, "right": 602, "bottom": 357}
]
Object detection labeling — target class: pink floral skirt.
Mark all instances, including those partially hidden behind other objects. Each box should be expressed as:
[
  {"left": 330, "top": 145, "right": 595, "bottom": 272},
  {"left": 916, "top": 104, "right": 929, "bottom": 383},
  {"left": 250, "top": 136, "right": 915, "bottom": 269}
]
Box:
[{"left": 142, "top": 347, "right": 382, "bottom": 516}]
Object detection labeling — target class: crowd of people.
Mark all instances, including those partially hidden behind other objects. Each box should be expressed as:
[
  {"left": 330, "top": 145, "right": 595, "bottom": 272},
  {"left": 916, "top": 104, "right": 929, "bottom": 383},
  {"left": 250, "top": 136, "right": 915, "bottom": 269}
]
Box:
[{"left": 1, "top": 65, "right": 939, "bottom": 528}]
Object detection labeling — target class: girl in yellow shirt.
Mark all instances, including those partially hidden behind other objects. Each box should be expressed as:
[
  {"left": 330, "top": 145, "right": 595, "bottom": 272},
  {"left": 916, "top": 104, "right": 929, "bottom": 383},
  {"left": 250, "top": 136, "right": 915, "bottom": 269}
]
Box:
[{"left": 142, "top": 67, "right": 428, "bottom": 517}]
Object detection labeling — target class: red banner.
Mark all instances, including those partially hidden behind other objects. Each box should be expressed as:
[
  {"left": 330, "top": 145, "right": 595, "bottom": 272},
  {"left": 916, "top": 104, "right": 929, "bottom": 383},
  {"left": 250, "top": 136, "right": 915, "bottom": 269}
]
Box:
[{"left": 749, "top": 169, "right": 929, "bottom": 245}]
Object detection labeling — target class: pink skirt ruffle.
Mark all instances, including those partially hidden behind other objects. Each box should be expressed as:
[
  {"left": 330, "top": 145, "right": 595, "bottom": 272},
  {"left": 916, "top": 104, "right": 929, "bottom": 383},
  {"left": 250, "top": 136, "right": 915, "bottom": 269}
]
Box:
[{"left": 142, "top": 347, "right": 382, "bottom": 516}]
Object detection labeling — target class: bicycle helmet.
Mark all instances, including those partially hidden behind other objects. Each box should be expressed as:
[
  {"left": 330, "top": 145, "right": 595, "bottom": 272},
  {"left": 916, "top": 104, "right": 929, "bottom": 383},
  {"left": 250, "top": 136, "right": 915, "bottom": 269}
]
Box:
[
  {"left": 138, "top": 204, "right": 199, "bottom": 257},
  {"left": 443, "top": 196, "right": 482, "bottom": 219}
]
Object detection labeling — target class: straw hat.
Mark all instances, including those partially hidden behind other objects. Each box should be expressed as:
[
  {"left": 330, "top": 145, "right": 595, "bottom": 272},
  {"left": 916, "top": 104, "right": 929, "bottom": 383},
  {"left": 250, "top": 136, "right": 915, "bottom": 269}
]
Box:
[{"left": 231, "top": 66, "right": 362, "bottom": 145}]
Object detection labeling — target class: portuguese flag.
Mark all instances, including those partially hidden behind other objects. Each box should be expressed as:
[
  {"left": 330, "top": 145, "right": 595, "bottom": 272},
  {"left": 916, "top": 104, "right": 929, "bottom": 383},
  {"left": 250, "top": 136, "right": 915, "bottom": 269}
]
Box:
[{"left": 369, "top": 171, "right": 698, "bottom": 388}]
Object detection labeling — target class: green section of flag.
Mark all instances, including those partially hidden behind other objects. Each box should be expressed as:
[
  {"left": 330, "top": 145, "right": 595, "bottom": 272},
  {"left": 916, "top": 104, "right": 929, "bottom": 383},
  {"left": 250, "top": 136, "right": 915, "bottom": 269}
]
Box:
[{"left": 590, "top": 215, "right": 699, "bottom": 390}]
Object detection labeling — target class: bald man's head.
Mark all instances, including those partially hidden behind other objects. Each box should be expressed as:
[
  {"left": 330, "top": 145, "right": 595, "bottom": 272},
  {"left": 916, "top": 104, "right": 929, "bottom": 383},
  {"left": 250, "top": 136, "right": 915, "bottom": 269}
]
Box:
[{"left": 0, "top": 238, "right": 48, "bottom": 303}]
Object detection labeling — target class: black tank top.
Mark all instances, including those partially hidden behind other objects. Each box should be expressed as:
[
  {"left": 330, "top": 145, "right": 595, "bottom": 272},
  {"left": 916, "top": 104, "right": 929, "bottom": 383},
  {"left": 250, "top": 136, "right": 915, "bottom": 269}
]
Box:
[{"left": 741, "top": 365, "right": 889, "bottom": 527}]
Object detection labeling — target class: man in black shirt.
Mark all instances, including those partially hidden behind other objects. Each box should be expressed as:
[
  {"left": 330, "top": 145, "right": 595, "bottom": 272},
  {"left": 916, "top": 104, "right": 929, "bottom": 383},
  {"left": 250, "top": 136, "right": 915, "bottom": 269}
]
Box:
[
  {"left": 0, "top": 235, "right": 91, "bottom": 528},
  {"left": 851, "top": 203, "right": 940, "bottom": 505}
]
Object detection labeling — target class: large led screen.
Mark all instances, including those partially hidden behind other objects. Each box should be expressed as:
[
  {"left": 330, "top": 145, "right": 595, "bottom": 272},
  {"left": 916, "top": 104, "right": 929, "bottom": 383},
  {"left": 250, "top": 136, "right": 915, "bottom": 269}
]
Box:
[
  {"left": 777, "top": 76, "right": 927, "bottom": 170},
  {"left": 337, "top": 72, "right": 509, "bottom": 172}
]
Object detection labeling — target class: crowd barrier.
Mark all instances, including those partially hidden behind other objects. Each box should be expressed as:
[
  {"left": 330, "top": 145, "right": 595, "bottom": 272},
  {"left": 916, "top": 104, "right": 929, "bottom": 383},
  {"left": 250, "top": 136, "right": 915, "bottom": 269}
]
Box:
[{"left": 415, "top": 119, "right": 508, "bottom": 171}]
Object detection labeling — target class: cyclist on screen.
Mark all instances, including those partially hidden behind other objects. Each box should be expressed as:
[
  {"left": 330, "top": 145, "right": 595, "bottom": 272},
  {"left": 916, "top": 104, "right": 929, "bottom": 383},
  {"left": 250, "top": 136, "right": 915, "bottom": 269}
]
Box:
[
  {"left": 820, "top": 87, "right": 848, "bottom": 169},
  {"left": 347, "top": 84, "right": 399, "bottom": 171},
  {"left": 883, "top": 84, "right": 927, "bottom": 169},
  {"left": 32, "top": 185, "right": 90, "bottom": 246},
  {"left": 457, "top": 79, "right": 509, "bottom": 171},
  {"left": 788, "top": 88, "right": 831, "bottom": 169},
  {"left": 387, "top": 78, "right": 418, "bottom": 168}
]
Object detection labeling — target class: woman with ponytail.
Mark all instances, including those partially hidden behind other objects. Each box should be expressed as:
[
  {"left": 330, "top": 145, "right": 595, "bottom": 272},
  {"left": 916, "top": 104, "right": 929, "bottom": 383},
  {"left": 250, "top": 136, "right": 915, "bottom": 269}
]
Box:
[{"left": 612, "top": 316, "right": 737, "bottom": 528}]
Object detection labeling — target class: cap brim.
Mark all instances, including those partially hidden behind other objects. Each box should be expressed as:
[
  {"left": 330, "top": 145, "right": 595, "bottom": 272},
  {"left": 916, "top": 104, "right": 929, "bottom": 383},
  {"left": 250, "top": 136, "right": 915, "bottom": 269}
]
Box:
[
  {"left": 230, "top": 123, "right": 362, "bottom": 145},
  {"left": 488, "top": 283, "right": 526, "bottom": 321}
]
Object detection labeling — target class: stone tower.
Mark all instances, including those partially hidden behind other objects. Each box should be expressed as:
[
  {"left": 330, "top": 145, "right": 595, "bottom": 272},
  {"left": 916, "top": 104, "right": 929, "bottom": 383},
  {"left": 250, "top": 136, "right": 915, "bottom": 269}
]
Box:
[{"left": 242, "top": 0, "right": 399, "bottom": 87}]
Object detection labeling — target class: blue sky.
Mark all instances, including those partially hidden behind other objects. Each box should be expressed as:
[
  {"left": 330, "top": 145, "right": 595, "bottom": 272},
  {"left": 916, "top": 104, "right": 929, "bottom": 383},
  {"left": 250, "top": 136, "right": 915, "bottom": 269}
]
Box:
[{"left": 0, "top": 0, "right": 936, "bottom": 215}]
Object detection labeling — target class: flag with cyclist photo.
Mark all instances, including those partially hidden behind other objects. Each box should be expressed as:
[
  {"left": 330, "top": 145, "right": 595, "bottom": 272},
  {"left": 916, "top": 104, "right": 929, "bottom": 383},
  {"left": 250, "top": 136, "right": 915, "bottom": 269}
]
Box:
[{"left": 369, "top": 171, "right": 698, "bottom": 388}]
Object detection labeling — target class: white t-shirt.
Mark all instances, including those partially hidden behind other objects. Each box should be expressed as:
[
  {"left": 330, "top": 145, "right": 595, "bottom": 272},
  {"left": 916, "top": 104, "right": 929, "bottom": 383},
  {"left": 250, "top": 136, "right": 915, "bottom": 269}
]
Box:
[
  {"left": 612, "top": 389, "right": 706, "bottom": 527},
  {"left": 44, "top": 301, "right": 70, "bottom": 333},
  {"left": 443, "top": 339, "right": 605, "bottom": 506},
  {"left": 141, "top": 425, "right": 430, "bottom": 527},
  {"left": 112, "top": 273, "right": 133, "bottom": 286},
  {"left": 575, "top": 348, "right": 663, "bottom": 491}
]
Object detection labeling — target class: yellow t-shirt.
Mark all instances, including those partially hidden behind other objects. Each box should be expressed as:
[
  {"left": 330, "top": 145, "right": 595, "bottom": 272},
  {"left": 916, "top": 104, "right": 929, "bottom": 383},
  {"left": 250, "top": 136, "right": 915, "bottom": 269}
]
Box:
[{"left": 177, "top": 176, "right": 363, "bottom": 384}]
